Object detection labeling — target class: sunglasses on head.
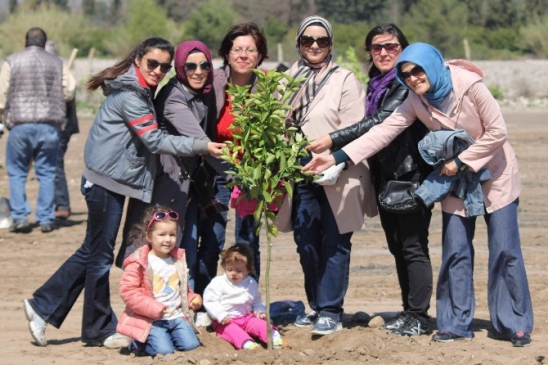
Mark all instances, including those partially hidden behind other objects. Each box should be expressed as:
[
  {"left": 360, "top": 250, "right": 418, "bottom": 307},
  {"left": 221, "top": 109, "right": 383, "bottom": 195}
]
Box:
[
  {"left": 299, "top": 35, "right": 331, "bottom": 48},
  {"left": 144, "top": 57, "right": 172, "bottom": 73},
  {"left": 369, "top": 43, "right": 401, "bottom": 55},
  {"left": 147, "top": 211, "right": 179, "bottom": 231},
  {"left": 184, "top": 61, "right": 212, "bottom": 73},
  {"left": 400, "top": 65, "right": 426, "bottom": 81}
]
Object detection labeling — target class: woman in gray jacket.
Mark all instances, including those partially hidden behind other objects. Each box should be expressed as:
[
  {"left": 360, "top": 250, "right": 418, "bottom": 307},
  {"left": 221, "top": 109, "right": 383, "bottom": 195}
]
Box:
[{"left": 22, "top": 37, "right": 225, "bottom": 349}]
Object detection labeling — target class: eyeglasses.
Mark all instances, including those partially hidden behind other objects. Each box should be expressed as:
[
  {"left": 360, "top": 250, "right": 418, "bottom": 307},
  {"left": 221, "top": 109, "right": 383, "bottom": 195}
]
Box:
[
  {"left": 299, "top": 35, "right": 331, "bottom": 48},
  {"left": 400, "top": 65, "right": 426, "bottom": 80},
  {"left": 369, "top": 43, "right": 401, "bottom": 55},
  {"left": 144, "top": 57, "right": 172, "bottom": 73},
  {"left": 184, "top": 61, "right": 212, "bottom": 73},
  {"left": 147, "top": 211, "right": 179, "bottom": 231},
  {"left": 230, "top": 47, "right": 258, "bottom": 55}
]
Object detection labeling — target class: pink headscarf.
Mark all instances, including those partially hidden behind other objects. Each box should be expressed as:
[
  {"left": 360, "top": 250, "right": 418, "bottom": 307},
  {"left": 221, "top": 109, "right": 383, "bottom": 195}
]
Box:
[{"left": 174, "top": 40, "right": 214, "bottom": 94}]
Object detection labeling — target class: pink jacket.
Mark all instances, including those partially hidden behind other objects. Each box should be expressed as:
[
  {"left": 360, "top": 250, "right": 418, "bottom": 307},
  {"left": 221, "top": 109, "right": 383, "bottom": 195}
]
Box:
[
  {"left": 342, "top": 60, "right": 521, "bottom": 216},
  {"left": 116, "top": 245, "right": 200, "bottom": 343},
  {"left": 275, "top": 61, "right": 377, "bottom": 234}
]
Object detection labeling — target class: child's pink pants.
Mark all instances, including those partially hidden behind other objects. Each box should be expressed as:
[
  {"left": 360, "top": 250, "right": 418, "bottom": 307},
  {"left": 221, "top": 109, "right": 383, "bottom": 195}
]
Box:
[{"left": 213, "top": 313, "right": 274, "bottom": 349}]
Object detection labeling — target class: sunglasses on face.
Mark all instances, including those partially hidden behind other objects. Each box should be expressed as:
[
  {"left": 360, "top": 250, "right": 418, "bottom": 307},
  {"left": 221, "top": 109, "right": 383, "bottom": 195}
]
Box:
[
  {"left": 299, "top": 35, "right": 331, "bottom": 48},
  {"left": 144, "top": 57, "right": 172, "bottom": 73},
  {"left": 184, "top": 61, "right": 212, "bottom": 73},
  {"left": 369, "top": 43, "right": 401, "bottom": 55},
  {"left": 400, "top": 65, "right": 426, "bottom": 81},
  {"left": 147, "top": 211, "right": 179, "bottom": 231}
]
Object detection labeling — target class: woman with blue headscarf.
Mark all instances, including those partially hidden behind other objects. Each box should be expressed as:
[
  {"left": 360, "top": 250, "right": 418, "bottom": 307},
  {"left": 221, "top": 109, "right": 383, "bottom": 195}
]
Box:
[{"left": 303, "top": 42, "right": 534, "bottom": 347}]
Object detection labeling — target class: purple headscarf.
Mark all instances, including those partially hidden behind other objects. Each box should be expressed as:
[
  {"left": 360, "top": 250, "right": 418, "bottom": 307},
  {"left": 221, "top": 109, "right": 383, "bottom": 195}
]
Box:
[{"left": 174, "top": 40, "right": 214, "bottom": 94}]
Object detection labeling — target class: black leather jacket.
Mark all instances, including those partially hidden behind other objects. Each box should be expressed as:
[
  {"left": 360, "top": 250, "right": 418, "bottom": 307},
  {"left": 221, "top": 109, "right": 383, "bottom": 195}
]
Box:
[{"left": 330, "top": 80, "right": 431, "bottom": 189}]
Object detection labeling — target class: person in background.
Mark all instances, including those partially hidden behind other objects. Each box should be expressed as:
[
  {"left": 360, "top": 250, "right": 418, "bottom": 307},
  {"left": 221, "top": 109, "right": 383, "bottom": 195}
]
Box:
[
  {"left": 306, "top": 24, "right": 434, "bottom": 336},
  {"left": 44, "top": 40, "right": 80, "bottom": 221},
  {"left": 0, "top": 27, "right": 76, "bottom": 234},
  {"left": 302, "top": 42, "right": 534, "bottom": 347},
  {"left": 118, "top": 206, "right": 201, "bottom": 357},
  {"left": 190, "top": 22, "right": 269, "bottom": 300},
  {"left": 22, "top": 37, "right": 225, "bottom": 348},
  {"left": 275, "top": 15, "right": 377, "bottom": 336}
]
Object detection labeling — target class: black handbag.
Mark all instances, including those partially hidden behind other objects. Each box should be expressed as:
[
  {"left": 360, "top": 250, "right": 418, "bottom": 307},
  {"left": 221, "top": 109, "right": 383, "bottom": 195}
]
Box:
[{"left": 377, "top": 180, "right": 421, "bottom": 214}]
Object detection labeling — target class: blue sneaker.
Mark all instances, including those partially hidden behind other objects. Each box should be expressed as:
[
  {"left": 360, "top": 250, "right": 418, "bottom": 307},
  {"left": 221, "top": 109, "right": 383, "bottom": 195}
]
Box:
[
  {"left": 294, "top": 310, "right": 318, "bottom": 327},
  {"left": 311, "top": 316, "right": 342, "bottom": 335}
]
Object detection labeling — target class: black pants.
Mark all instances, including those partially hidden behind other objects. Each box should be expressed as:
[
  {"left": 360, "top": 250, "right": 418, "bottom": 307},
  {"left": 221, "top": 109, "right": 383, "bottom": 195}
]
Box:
[{"left": 378, "top": 204, "right": 433, "bottom": 322}]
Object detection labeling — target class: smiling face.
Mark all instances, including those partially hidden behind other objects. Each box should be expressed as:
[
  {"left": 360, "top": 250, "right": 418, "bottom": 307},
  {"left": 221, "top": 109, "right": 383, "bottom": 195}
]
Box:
[
  {"left": 146, "top": 220, "right": 178, "bottom": 258},
  {"left": 185, "top": 52, "right": 209, "bottom": 90},
  {"left": 299, "top": 25, "right": 330, "bottom": 64},
  {"left": 401, "top": 62, "right": 431, "bottom": 95},
  {"left": 370, "top": 33, "right": 401, "bottom": 74},
  {"left": 224, "top": 260, "right": 249, "bottom": 284},
  {"left": 228, "top": 35, "right": 261, "bottom": 78},
  {"left": 135, "top": 48, "right": 172, "bottom": 87}
]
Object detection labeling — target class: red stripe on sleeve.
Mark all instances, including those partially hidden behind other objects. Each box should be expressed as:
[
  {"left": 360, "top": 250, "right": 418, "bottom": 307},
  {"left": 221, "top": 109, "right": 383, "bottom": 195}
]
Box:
[
  {"left": 128, "top": 114, "right": 154, "bottom": 127},
  {"left": 136, "top": 124, "right": 158, "bottom": 136}
]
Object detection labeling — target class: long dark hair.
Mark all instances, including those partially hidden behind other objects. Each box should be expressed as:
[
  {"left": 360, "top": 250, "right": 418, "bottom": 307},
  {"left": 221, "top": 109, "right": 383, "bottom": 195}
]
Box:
[
  {"left": 87, "top": 37, "right": 174, "bottom": 91},
  {"left": 218, "top": 22, "right": 268, "bottom": 67},
  {"left": 364, "top": 23, "right": 409, "bottom": 78}
]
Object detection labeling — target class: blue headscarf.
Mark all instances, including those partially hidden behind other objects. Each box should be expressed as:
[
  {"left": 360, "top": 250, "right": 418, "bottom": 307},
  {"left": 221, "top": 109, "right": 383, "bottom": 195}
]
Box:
[{"left": 395, "top": 42, "right": 452, "bottom": 108}]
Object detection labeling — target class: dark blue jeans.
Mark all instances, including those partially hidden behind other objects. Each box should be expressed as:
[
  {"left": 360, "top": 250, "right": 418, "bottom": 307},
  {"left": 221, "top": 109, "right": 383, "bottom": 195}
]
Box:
[
  {"left": 437, "top": 199, "right": 534, "bottom": 338},
  {"left": 292, "top": 182, "right": 352, "bottom": 322},
  {"left": 28, "top": 179, "right": 124, "bottom": 342},
  {"left": 54, "top": 130, "right": 72, "bottom": 212},
  {"left": 186, "top": 175, "right": 260, "bottom": 296}
]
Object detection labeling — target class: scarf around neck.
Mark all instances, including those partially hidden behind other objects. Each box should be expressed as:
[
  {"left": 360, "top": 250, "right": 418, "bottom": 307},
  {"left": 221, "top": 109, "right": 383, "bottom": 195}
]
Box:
[
  {"left": 366, "top": 69, "right": 396, "bottom": 117},
  {"left": 288, "top": 55, "right": 335, "bottom": 126}
]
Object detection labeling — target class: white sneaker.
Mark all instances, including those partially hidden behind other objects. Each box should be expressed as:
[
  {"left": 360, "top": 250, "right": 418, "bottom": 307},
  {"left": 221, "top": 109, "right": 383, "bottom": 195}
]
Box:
[
  {"left": 102, "top": 333, "right": 131, "bottom": 349},
  {"left": 23, "top": 299, "right": 47, "bottom": 346},
  {"left": 194, "top": 312, "right": 212, "bottom": 327}
]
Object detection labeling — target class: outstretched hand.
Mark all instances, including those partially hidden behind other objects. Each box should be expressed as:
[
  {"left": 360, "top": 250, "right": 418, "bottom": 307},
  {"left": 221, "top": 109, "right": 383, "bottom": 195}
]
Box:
[
  {"left": 306, "top": 134, "right": 333, "bottom": 153},
  {"left": 301, "top": 154, "right": 336, "bottom": 174},
  {"left": 207, "top": 142, "right": 226, "bottom": 157}
]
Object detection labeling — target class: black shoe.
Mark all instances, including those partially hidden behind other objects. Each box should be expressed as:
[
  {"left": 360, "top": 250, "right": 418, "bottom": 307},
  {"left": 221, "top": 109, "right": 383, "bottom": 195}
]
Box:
[
  {"left": 432, "top": 330, "right": 466, "bottom": 343},
  {"left": 9, "top": 219, "right": 32, "bottom": 233},
  {"left": 511, "top": 331, "right": 532, "bottom": 347},
  {"left": 395, "top": 314, "right": 431, "bottom": 336},
  {"left": 382, "top": 311, "right": 408, "bottom": 331},
  {"left": 40, "top": 223, "right": 55, "bottom": 233}
]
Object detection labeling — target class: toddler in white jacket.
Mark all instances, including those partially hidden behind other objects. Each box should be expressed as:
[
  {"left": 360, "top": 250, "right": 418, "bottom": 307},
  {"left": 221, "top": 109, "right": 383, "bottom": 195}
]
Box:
[{"left": 203, "top": 244, "right": 284, "bottom": 350}]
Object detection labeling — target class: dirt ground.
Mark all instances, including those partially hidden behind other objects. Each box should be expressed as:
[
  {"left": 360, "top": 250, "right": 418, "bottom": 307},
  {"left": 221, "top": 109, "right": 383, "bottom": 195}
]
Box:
[{"left": 0, "top": 108, "right": 546, "bottom": 365}]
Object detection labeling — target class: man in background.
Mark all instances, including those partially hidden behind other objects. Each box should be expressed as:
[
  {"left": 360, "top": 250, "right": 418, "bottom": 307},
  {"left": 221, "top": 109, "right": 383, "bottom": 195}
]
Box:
[
  {"left": 45, "top": 40, "right": 79, "bottom": 221},
  {"left": 0, "top": 27, "right": 76, "bottom": 233}
]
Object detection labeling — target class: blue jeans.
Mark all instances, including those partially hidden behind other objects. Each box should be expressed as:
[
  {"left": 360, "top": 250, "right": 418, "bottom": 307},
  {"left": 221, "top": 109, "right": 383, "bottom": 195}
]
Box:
[
  {"left": 6, "top": 123, "right": 59, "bottom": 224},
  {"left": 185, "top": 175, "right": 260, "bottom": 295},
  {"left": 138, "top": 318, "right": 199, "bottom": 356},
  {"left": 437, "top": 199, "right": 534, "bottom": 338},
  {"left": 292, "top": 182, "right": 352, "bottom": 321},
  {"left": 54, "top": 130, "right": 72, "bottom": 212},
  {"left": 28, "top": 179, "right": 124, "bottom": 342}
]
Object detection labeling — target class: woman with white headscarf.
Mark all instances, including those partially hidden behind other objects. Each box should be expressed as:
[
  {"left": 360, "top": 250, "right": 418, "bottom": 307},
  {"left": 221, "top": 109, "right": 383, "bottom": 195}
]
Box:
[{"left": 275, "top": 15, "right": 377, "bottom": 336}]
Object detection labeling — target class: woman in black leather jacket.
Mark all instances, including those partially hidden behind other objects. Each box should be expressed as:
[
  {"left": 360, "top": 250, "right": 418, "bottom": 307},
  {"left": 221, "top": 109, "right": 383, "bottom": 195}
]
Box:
[{"left": 307, "top": 24, "right": 433, "bottom": 336}]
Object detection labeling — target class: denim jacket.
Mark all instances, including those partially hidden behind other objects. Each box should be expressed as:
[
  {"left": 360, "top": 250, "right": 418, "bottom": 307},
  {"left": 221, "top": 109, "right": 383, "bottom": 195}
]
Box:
[{"left": 416, "top": 130, "right": 491, "bottom": 217}]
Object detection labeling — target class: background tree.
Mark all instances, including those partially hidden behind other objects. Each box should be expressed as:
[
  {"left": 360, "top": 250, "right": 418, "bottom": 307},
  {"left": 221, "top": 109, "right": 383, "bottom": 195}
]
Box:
[
  {"left": 184, "top": 0, "right": 235, "bottom": 50},
  {"left": 82, "top": 0, "right": 95, "bottom": 17},
  {"left": 157, "top": 0, "right": 199, "bottom": 22},
  {"left": 402, "top": 0, "right": 468, "bottom": 58}
]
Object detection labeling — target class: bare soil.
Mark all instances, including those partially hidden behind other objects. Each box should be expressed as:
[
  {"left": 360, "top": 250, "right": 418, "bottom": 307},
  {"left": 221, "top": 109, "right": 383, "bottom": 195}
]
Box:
[{"left": 0, "top": 108, "right": 546, "bottom": 365}]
